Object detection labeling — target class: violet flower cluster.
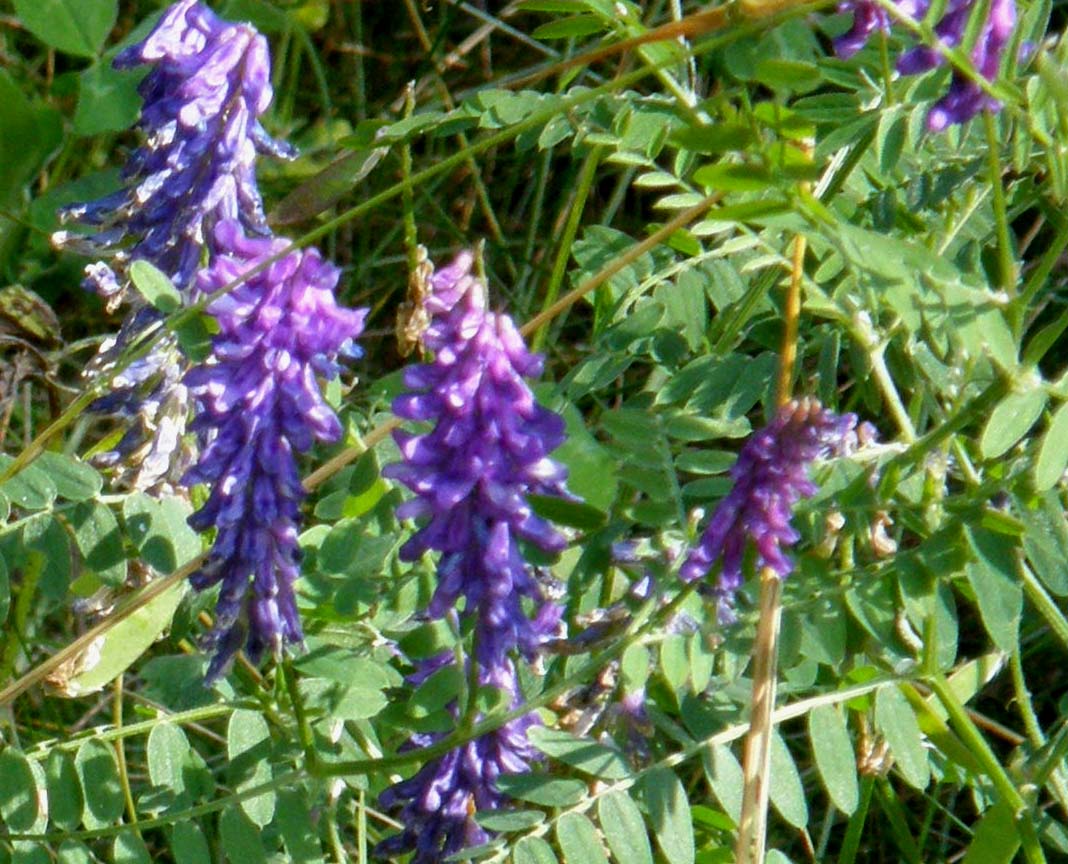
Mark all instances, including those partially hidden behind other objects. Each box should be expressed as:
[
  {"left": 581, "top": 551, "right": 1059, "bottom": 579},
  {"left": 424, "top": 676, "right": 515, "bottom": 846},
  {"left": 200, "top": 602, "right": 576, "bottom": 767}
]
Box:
[
  {"left": 377, "top": 252, "right": 570, "bottom": 860},
  {"left": 52, "top": 0, "right": 294, "bottom": 492},
  {"left": 55, "top": 0, "right": 289, "bottom": 302},
  {"left": 384, "top": 251, "right": 568, "bottom": 669},
  {"left": 679, "top": 398, "right": 857, "bottom": 618},
  {"left": 835, "top": 0, "right": 1016, "bottom": 129},
  {"left": 183, "top": 224, "right": 366, "bottom": 681}
]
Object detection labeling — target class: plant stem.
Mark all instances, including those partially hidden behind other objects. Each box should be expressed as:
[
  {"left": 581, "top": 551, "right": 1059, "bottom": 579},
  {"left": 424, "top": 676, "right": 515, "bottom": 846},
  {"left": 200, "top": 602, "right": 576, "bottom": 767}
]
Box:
[
  {"left": 927, "top": 673, "right": 1047, "bottom": 864},
  {"left": 983, "top": 111, "right": 1017, "bottom": 306},
  {"left": 113, "top": 676, "right": 141, "bottom": 838},
  {"left": 838, "top": 775, "right": 875, "bottom": 864},
  {"left": 531, "top": 146, "right": 602, "bottom": 352},
  {"left": 1020, "top": 561, "right": 1068, "bottom": 653},
  {"left": 734, "top": 568, "right": 784, "bottom": 864}
]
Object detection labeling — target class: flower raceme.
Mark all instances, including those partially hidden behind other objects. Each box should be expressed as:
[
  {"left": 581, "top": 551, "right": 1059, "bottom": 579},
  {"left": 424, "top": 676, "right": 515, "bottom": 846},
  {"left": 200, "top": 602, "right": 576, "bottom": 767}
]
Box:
[
  {"left": 384, "top": 251, "right": 570, "bottom": 670},
  {"left": 835, "top": 0, "right": 1016, "bottom": 129},
  {"left": 54, "top": 0, "right": 291, "bottom": 304},
  {"left": 182, "top": 221, "right": 367, "bottom": 681},
  {"left": 679, "top": 398, "right": 859, "bottom": 617}
]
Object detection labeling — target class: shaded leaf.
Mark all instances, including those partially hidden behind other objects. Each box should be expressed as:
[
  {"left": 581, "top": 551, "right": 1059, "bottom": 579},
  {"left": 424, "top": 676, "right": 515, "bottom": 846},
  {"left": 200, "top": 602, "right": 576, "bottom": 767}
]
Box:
[
  {"left": 642, "top": 766, "right": 695, "bottom": 864},
  {"left": 12, "top": 0, "right": 117, "bottom": 57},
  {"left": 556, "top": 812, "right": 609, "bottom": 864},
  {"left": 808, "top": 704, "right": 859, "bottom": 814},
  {"left": 598, "top": 791, "right": 654, "bottom": 864},
  {"left": 875, "top": 686, "right": 930, "bottom": 790},
  {"left": 0, "top": 750, "right": 40, "bottom": 832},
  {"left": 75, "top": 739, "right": 124, "bottom": 828}
]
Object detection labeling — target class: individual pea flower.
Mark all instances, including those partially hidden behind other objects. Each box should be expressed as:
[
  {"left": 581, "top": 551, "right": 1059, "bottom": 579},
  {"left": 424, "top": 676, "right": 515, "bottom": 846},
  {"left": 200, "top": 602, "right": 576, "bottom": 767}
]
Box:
[
  {"left": 834, "top": 0, "right": 1016, "bottom": 130},
  {"left": 679, "top": 398, "right": 858, "bottom": 619},
  {"left": 383, "top": 250, "right": 571, "bottom": 671},
  {"left": 376, "top": 660, "right": 540, "bottom": 863},
  {"left": 182, "top": 221, "right": 367, "bottom": 680},
  {"left": 54, "top": 0, "right": 292, "bottom": 303}
]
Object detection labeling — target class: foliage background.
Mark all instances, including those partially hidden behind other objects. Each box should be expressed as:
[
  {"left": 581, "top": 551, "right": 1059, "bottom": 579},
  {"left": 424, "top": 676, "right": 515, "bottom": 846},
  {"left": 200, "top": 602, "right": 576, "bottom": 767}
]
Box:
[{"left": 1, "top": 0, "right": 1068, "bottom": 862}]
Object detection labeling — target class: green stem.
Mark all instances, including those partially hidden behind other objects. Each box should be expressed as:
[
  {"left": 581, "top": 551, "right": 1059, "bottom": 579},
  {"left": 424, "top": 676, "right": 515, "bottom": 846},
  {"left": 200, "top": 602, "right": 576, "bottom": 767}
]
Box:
[
  {"left": 0, "top": 551, "right": 42, "bottom": 686},
  {"left": 837, "top": 775, "right": 875, "bottom": 864},
  {"left": 531, "top": 146, "right": 602, "bottom": 352},
  {"left": 983, "top": 111, "right": 1017, "bottom": 309},
  {"left": 112, "top": 676, "right": 141, "bottom": 838},
  {"left": 1020, "top": 562, "right": 1068, "bottom": 653},
  {"left": 927, "top": 673, "right": 1047, "bottom": 864},
  {"left": 282, "top": 660, "right": 320, "bottom": 773},
  {"left": 1017, "top": 216, "right": 1068, "bottom": 332}
]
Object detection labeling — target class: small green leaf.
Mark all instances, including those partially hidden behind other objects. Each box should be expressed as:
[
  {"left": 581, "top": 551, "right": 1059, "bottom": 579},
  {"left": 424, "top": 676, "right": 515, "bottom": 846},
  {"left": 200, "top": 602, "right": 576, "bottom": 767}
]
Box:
[
  {"left": 980, "top": 387, "right": 1047, "bottom": 460},
  {"left": 44, "top": 750, "right": 83, "bottom": 831},
  {"left": 598, "top": 791, "right": 654, "bottom": 864},
  {"left": 1034, "top": 400, "right": 1068, "bottom": 491},
  {"left": 875, "top": 687, "right": 930, "bottom": 790},
  {"left": 276, "top": 789, "right": 326, "bottom": 864},
  {"left": 768, "top": 731, "right": 808, "bottom": 828},
  {"left": 557, "top": 813, "right": 609, "bottom": 864},
  {"left": 701, "top": 744, "right": 743, "bottom": 823},
  {"left": 476, "top": 810, "right": 545, "bottom": 832},
  {"left": 1019, "top": 491, "right": 1068, "bottom": 596},
  {"left": 68, "top": 500, "right": 126, "bottom": 587},
  {"left": 171, "top": 822, "right": 212, "bottom": 864},
  {"left": 527, "top": 728, "right": 630, "bottom": 780},
  {"left": 513, "top": 836, "right": 559, "bottom": 864},
  {"left": 34, "top": 452, "right": 102, "bottom": 502},
  {"left": 965, "top": 526, "right": 1022, "bottom": 653},
  {"left": 693, "top": 162, "right": 772, "bottom": 193},
  {"left": 0, "top": 285, "right": 61, "bottom": 345},
  {"left": 148, "top": 723, "right": 191, "bottom": 794},
  {"left": 75, "top": 739, "right": 124, "bottom": 828},
  {"left": 129, "top": 260, "right": 181, "bottom": 314},
  {"left": 532, "top": 14, "right": 604, "bottom": 38},
  {"left": 961, "top": 802, "right": 1021, "bottom": 864},
  {"left": 495, "top": 774, "right": 586, "bottom": 807},
  {"left": 0, "top": 456, "right": 58, "bottom": 511},
  {"left": 219, "top": 807, "right": 268, "bottom": 864},
  {"left": 228, "top": 710, "right": 275, "bottom": 828},
  {"left": 0, "top": 750, "right": 41, "bottom": 832},
  {"left": 660, "top": 633, "right": 689, "bottom": 691},
  {"left": 528, "top": 493, "right": 607, "bottom": 530},
  {"left": 808, "top": 704, "right": 859, "bottom": 814},
  {"left": 642, "top": 767, "right": 695, "bottom": 864},
  {"left": 174, "top": 311, "right": 215, "bottom": 362},
  {"left": 13, "top": 0, "right": 117, "bottom": 57},
  {"left": 55, "top": 841, "right": 94, "bottom": 864},
  {"left": 112, "top": 833, "right": 151, "bottom": 864},
  {"left": 74, "top": 62, "right": 144, "bottom": 136},
  {"left": 123, "top": 493, "right": 201, "bottom": 574}
]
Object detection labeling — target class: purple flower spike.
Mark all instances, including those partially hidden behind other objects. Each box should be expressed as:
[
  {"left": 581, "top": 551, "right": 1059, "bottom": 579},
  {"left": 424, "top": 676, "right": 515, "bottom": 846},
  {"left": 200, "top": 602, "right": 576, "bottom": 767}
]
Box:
[
  {"left": 679, "top": 398, "right": 857, "bottom": 618},
  {"left": 54, "top": 0, "right": 292, "bottom": 303},
  {"left": 183, "top": 221, "right": 367, "bottom": 680},
  {"left": 376, "top": 661, "right": 539, "bottom": 864},
  {"left": 384, "top": 252, "right": 570, "bottom": 670},
  {"left": 833, "top": 0, "right": 1016, "bottom": 129}
]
